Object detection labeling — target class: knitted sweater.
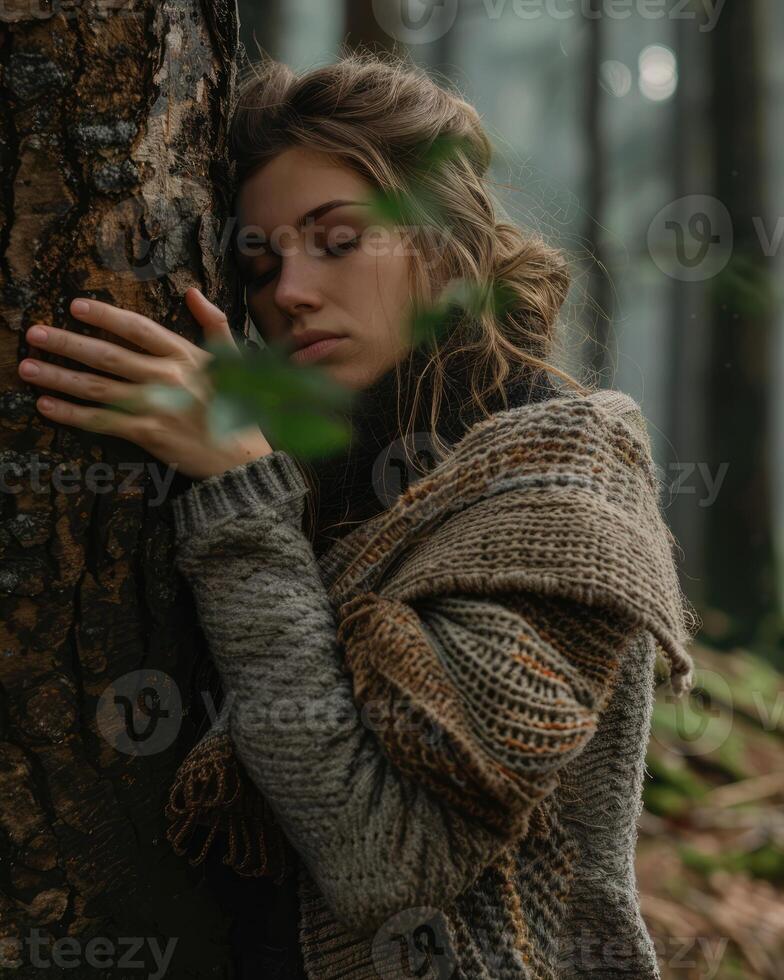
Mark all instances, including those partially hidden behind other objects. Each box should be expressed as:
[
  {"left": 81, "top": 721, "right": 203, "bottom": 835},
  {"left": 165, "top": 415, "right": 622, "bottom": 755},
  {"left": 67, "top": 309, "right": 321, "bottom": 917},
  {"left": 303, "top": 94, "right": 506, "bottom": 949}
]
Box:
[{"left": 164, "top": 386, "right": 699, "bottom": 979}]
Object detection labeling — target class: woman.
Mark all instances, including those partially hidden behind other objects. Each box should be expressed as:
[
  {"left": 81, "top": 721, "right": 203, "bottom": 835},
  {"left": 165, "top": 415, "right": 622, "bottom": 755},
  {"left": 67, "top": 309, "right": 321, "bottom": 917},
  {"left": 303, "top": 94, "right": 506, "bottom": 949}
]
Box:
[{"left": 18, "top": 50, "right": 698, "bottom": 979}]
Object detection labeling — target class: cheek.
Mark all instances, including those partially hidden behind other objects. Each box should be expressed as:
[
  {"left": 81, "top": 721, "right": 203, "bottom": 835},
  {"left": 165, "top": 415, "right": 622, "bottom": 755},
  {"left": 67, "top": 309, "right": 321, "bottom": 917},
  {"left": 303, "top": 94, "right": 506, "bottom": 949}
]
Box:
[
  {"left": 375, "top": 252, "right": 414, "bottom": 327},
  {"left": 245, "top": 293, "right": 282, "bottom": 343},
  {"left": 358, "top": 262, "right": 414, "bottom": 364}
]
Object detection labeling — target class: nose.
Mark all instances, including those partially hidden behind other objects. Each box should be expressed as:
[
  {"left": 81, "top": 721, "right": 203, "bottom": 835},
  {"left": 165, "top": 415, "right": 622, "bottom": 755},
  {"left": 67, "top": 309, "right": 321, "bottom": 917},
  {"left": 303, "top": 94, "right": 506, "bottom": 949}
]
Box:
[{"left": 273, "top": 248, "right": 323, "bottom": 320}]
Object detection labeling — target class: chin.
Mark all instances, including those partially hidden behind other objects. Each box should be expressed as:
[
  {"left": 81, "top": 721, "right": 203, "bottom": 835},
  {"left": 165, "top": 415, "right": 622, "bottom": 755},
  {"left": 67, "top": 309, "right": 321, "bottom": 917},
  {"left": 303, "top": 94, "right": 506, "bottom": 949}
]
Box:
[
  {"left": 322, "top": 364, "right": 372, "bottom": 392},
  {"left": 310, "top": 352, "right": 370, "bottom": 389}
]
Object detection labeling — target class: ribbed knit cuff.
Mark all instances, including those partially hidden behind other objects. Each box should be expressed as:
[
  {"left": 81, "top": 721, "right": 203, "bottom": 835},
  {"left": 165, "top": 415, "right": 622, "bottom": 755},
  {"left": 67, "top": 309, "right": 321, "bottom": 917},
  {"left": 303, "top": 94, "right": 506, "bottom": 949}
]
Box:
[{"left": 171, "top": 451, "right": 309, "bottom": 542}]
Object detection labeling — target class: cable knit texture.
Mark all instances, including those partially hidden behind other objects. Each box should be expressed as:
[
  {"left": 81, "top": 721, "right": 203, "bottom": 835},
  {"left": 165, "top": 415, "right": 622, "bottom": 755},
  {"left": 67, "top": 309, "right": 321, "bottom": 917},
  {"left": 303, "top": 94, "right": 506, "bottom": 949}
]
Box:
[{"left": 164, "top": 387, "right": 699, "bottom": 979}]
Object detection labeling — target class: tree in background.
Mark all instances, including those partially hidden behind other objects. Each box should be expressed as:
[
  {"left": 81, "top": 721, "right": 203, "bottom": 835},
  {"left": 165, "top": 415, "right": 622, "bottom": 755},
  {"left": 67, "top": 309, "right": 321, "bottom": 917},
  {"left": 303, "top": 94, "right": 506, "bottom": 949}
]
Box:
[
  {"left": 705, "top": 0, "right": 780, "bottom": 648},
  {"left": 583, "top": 0, "right": 613, "bottom": 386},
  {"left": 238, "top": 0, "right": 282, "bottom": 60},
  {"left": 345, "top": 0, "right": 396, "bottom": 52}
]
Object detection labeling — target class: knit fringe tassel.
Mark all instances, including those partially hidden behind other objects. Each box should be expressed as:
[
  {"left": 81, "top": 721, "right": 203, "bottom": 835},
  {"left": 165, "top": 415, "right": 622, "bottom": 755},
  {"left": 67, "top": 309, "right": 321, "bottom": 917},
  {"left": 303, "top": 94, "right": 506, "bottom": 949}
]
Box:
[
  {"left": 657, "top": 641, "right": 696, "bottom": 698},
  {"left": 164, "top": 731, "right": 293, "bottom": 883}
]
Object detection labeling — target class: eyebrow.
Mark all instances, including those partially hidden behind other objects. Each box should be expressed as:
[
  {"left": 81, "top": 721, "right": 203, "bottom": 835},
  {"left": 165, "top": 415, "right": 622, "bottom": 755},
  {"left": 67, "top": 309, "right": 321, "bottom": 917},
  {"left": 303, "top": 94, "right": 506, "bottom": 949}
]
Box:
[{"left": 295, "top": 199, "right": 370, "bottom": 230}]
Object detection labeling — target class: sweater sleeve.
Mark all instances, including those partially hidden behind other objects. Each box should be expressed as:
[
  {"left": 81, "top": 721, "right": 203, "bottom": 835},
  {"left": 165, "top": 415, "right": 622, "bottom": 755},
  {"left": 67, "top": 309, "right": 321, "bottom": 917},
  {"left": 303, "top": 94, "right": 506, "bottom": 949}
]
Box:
[{"left": 171, "top": 450, "right": 632, "bottom": 939}]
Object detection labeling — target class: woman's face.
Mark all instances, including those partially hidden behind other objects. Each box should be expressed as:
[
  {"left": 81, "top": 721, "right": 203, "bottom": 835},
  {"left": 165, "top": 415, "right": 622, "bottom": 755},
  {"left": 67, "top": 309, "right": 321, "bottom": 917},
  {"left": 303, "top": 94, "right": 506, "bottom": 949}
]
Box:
[{"left": 235, "top": 146, "right": 415, "bottom": 391}]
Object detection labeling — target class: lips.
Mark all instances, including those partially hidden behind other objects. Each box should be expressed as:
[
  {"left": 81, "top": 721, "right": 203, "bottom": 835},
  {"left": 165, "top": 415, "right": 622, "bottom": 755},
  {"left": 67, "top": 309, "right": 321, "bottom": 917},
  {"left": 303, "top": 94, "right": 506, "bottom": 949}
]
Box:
[
  {"left": 288, "top": 335, "right": 347, "bottom": 364},
  {"left": 290, "top": 330, "right": 346, "bottom": 352}
]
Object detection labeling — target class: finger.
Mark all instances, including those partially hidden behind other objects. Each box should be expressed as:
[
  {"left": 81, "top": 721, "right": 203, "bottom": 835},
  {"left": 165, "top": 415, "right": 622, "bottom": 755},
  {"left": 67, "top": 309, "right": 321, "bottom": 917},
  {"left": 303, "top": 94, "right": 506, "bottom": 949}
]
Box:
[
  {"left": 35, "top": 394, "right": 159, "bottom": 443},
  {"left": 18, "top": 358, "right": 139, "bottom": 406},
  {"left": 69, "top": 297, "right": 187, "bottom": 357},
  {"left": 184, "top": 288, "right": 237, "bottom": 349},
  {"left": 25, "top": 324, "right": 179, "bottom": 386}
]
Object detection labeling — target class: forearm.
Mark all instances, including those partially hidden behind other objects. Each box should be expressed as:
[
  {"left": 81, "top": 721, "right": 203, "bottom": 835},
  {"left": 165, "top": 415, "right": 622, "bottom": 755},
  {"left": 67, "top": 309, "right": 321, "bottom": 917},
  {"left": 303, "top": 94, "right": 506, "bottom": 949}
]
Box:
[{"left": 172, "top": 458, "right": 509, "bottom": 935}]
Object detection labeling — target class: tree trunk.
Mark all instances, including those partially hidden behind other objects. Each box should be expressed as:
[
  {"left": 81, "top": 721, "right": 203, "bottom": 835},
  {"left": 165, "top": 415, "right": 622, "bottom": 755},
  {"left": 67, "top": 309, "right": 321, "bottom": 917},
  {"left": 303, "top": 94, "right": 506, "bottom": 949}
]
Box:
[
  {"left": 705, "top": 0, "right": 779, "bottom": 644},
  {"left": 238, "top": 0, "right": 283, "bottom": 61},
  {"left": 1, "top": 2, "right": 243, "bottom": 976},
  {"left": 664, "top": 9, "right": 712, "bottom": 618},
  {"left": 583, "top": 0, "right": 612, "bottom": 387},
  {"left": 344, "top": 0, "right": 396, "bottom": 53}
]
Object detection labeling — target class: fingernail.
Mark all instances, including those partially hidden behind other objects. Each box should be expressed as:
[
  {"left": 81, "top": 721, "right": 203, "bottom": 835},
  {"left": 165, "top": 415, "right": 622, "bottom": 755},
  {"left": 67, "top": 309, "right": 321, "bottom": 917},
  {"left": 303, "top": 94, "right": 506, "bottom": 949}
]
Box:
[
  {"left": 72, "top": 299, "right": 90, "bottom": 314},
  {"left": 28, "top": 326, "right": 47, "bottom": 343},
  {"left": 39, "top": 397, "right": 54, "bottom": 411},
  {"left": 20, "top": 360, "right": 40, "bottom": 377}
]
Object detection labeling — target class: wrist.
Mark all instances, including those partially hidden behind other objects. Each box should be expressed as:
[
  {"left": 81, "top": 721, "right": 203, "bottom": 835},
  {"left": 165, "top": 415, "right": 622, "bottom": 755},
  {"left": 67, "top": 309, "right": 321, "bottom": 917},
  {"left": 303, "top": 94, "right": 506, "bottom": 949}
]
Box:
[
  {"left": 196, "top": 430, "right": 275, "bottom": 482},
  {"left": 171, "top": 450, "right": 309, "bottom": 542}
]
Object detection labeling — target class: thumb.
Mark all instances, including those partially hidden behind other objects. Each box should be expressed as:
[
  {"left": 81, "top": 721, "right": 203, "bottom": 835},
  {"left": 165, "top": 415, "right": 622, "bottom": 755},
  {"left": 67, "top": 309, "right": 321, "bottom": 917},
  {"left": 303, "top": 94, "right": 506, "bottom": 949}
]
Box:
[{"left": 185, "top": 287, "right": 237, "bottom": 350}]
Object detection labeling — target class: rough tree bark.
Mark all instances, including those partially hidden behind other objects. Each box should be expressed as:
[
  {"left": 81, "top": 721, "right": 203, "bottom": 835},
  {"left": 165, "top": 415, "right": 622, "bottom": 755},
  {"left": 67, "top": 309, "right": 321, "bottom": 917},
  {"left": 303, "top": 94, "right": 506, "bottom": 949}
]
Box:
[{"left": 1, "top": 2, "right": 245, "bottom": 976}]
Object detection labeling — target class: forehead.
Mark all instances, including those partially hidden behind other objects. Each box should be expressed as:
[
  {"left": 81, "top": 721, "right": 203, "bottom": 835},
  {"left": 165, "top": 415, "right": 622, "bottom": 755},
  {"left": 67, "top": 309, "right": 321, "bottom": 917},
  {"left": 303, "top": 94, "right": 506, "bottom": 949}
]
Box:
[{"left": 236, "top": 147, "right": 372, "bottom": 232}]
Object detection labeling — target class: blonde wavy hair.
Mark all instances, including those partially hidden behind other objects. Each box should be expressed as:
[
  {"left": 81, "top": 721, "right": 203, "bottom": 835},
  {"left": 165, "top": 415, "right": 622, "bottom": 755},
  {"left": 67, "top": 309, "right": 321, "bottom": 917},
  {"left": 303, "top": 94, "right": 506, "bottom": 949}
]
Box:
[{"left": 228, "top": 47, "right": 590, "bottom": 542}]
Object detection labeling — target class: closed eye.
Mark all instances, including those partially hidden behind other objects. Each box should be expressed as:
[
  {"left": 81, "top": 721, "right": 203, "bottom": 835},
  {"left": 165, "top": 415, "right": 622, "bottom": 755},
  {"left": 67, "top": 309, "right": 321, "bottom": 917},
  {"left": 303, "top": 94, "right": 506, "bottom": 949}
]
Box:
[
  {"left": 322, "top": 236, "right": 361, "bottom": 257},
  {"left": 244, "top": 236, "right": 361, "bottom": 291},
  {"left": 246, "top": 267, "right": 279, "bottom": 291}
]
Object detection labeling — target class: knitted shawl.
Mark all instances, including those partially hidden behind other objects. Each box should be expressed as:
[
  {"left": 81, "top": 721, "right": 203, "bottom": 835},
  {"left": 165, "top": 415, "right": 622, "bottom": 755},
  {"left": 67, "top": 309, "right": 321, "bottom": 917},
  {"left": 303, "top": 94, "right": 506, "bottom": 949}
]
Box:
[{"left": 164, "top": 385, "right": 699, "bottom": 979}]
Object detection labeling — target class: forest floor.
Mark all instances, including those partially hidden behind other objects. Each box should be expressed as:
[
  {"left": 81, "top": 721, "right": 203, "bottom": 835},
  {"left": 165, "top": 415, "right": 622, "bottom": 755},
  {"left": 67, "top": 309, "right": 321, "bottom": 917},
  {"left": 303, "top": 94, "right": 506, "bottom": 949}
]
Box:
[{"left": 637, "top": 641, "right": 784, "bottom": 979}]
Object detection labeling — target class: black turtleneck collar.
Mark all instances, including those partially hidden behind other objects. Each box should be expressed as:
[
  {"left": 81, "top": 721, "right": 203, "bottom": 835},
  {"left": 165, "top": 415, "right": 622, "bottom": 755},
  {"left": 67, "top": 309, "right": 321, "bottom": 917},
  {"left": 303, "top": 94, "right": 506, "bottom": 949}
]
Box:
[{"left": 296, "top": 343, "right": 563, "bottom": 559}]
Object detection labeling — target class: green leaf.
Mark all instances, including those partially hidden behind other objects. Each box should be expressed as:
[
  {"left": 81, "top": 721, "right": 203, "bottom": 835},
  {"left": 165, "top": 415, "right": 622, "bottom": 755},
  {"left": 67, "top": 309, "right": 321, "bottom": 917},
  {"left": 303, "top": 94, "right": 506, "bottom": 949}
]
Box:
[
  {"left": 409, "top": 276, "right": 513, "bottom": 349},
  {"left": 410, "top": 304, "right": 453, "bottom": 348},
  {"left": 202, "top": 341, "right": 354, "bottom": 415},
  {"left": 424, "top": 132, "right": 473, "bottom": 164},
  {"left": 206, "top": 394, "right": 352, "bottom": 458},
  {"left": 366, "top": 188, "right": 410, "bottom": 225},
  {"left": 488, "top": 282, "right": 518, "bottom": 319},
  {"left": 206, "top": 395, "right": 256, "bottom": 442},
  {"left": 263, "top": 411, "right": 353, "bottom": 457},
  {"left": 365, "top": 136, "right": 471, "bottom": 230},
  {"left": 108, "top": 384, "right": 197, "bottom": 415},
  {"left": 196, "top": 342, "right": 356, "bottom": 457}
]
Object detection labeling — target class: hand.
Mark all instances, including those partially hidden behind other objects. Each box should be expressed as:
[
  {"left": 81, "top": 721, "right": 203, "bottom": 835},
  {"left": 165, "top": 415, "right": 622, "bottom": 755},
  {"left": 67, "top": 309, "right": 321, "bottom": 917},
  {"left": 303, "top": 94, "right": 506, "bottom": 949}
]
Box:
[{"left": 17, "top": 289, "right": 273, "bottom": 480}]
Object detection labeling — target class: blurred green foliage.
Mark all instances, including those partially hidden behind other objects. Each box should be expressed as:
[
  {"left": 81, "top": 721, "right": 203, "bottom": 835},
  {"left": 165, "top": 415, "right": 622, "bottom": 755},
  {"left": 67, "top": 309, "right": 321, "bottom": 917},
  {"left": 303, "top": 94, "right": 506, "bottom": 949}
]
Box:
[{"left": 679, "top": 841, "right": 784, "bottom": 884}]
